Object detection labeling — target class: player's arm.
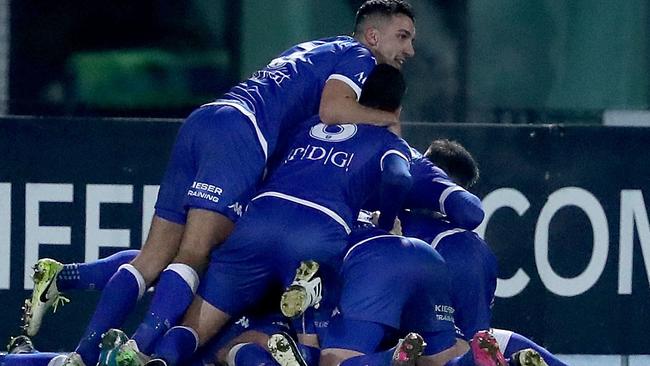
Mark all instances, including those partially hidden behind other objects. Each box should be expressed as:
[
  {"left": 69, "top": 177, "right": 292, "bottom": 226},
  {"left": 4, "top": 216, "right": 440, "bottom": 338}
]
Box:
[
  {"left": 408, "top": 159, "right": 484, "bottom": 230},
  {"left": 377, "top": 153, "right": 412, "bottom": 231},
  {"left": 319, "top": 79, "right": 399, "bottom": 128},
  {"left": 440, "top": 187, "right": 484, "bottom": 230},
  {"left": 411, "top": 179, "right": 485, "bottom": 230}
]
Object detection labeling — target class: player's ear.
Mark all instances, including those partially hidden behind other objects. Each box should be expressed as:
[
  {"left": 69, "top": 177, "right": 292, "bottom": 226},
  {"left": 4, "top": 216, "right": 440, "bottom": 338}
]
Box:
[{"left": 365, "top": 26, "right": 380, "bottom": 47}]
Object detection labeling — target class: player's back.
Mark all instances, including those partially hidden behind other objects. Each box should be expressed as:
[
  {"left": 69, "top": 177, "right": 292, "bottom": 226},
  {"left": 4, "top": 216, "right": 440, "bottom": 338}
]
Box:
[
  {"left": 401, "top": 210, "right": 497, "bottom": 340},
  {"left": 214, "top": 36, "right": 376, "bottom": 157},
  {"left": 259, "top": 117, "right": 409, "bottom": 230}
]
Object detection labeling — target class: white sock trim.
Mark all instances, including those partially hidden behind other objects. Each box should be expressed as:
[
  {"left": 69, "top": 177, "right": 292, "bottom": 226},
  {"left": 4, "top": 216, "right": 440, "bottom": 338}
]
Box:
[
  {"left": 47, "top": 355, "right": 69, "bottom": 366},
  {"left": 172, "top": 326, "right": 200, "bottom": 353},
  {"left": 119, "top": 264, "right": 146, "bottom": 300},
  {"left": 226, "top": 342, "right": 252, "bottom": 366},
  {"left": 491, "top": 328, "right": 513, "bottom": 354},
  {"left": 166, "top": 263, "right": 200, "bottom": 293}
]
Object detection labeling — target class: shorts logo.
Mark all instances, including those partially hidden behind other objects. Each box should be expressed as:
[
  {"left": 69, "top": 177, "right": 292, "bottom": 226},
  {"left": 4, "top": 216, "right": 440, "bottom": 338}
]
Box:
[
  {"left": 228, "top": 202, "right": 244, "bottom": 217},
  {"left": 235, "top": 316, "right": 250, "bottom": 329},
  {"left": 309, "top": 123, "right": 357, "bottom": 142},
  {"left": 187, "top": 181, "right": 223, "bottom": 203},
  {"left": 434, "top": 304, "right": 455, "bottom": 322}
]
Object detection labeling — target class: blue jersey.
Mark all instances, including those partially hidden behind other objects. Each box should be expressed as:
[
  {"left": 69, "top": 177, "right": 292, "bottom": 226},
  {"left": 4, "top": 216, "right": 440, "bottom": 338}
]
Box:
[
  {"left": 329, "top": 226, "right": 458, "bottom": 356},
  {"left": 406, "top": 153, "right": 484, "bottom": 230},
  {"left": 258, "top": 118, "right": 411, "bottom": 233},
  {"left": 400, "top": 210, "right": 498, "bottom": 340},
  {"left": 209, "top": 36, "right": 376, "bottom": 161},
  {"left": 362, "top": 147, "right": 483, "bottom": 230}
]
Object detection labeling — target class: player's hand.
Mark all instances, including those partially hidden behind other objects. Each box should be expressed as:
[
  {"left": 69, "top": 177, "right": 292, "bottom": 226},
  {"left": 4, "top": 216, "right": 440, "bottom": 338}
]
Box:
[
  {"left": 370, "top": 211, "right": 403, "bottom": 236},
  {"left": 370, "top": 211, "right": 381, "bottom": 226},
  {"left": 389, "top": 216, "right": 402, "bottom": 236}
]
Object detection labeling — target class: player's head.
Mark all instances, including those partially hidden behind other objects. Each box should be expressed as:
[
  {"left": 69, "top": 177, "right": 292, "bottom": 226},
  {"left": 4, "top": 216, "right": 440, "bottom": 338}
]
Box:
[
  {"left": 358, "top": 63, "right": 406, "bottom": 112},
  {"left": 353, "top": 0, "right": 416, "bottom": 70},
  {"left": 424, "top": 139, "right": 479, "bottom": 189}
]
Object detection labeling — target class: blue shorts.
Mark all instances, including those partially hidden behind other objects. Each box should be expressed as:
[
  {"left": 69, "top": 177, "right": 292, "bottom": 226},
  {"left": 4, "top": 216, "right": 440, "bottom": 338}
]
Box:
[
  {"left": 198, "top": 196, "right": 349, "bottom": 316},
  {"left": 193, "top": 310, "right": 290, "bottom": 364},
  {"left": 321, "top": 316, "right": 457, "bottom": 356},
  {"left": 154, "top": 105, "right": 265, "bottom": 224},
  {"left": 327, "top": 235, "right": 457, "bottom": 355}
]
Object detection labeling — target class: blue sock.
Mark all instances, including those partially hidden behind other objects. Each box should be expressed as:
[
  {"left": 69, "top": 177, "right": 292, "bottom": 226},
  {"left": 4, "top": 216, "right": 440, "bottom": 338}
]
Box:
[
  {"left": 0, "top": 352, "right": 63, "bottom": 366},
  {"left": 340, "top": 347, "right": 394, "bottom": 366},
  {"left": 298, "top": 344, "right": 320, "bottom": 366},
  {"left": 154, "top": 326, "right": 199, "bottom": 365},
  {"left": 231, "top": 343, "right": 279, "bottom": 365},
  {"left": 132, "top": 264, "right": 198, "bottom": 354},
  {"left": 57, "top": 250, "right": 139, "bottom": 291},
  {"left": 75, "top": 264, "right": 144, "bottom": 365},
  {"left": 504, "top": 332, "right": 568, "bottom": 366}
]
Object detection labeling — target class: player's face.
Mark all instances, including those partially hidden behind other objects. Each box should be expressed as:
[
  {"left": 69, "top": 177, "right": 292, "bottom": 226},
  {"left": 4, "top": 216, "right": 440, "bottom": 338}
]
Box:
[{"left": 372, "top": 14, "right": 416, "bottom": 69}]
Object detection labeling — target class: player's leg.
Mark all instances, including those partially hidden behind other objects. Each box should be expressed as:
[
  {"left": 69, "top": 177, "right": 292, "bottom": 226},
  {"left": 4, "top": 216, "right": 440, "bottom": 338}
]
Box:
[
  {"left": 144, "top": 207, "right": 280, "bottom": 365},
  {"left": 492, "top": 329, "right": 562, "bottom": 366},
  {"left": 69, "top": 217, "right": 183, "bottom": 365},
  {"left": 129, "top": 210, "right": 233, "bottom": 355},
  {"left": 267, "top": 331, "right": 326, "bottom": 366},
  {"left": 66, "top": 105, "right": 207, "bottom": 365},
  {"left": 319, "top": 317, "right": 393, "bottom": 366},
  {"left": 0, "top": 353, "right": 65, "bottom": 366},
  {"left": 130, "top": 106, "right": 265, "bottom": 355},
  {"left": 22, "top": 249, "right": 141, "bottom": 335},
  {"left": 443, "top": 331, "right": 507, "bottom": 366},
  {"left": 145, "top": 296, "right": 231, "bottom": 365},
  {"left": 0, "top": 335, "right": 65, "bottom": 366},
  {"left": 150, "top": 198, "right": 348, "bottom": 365},
  {"left": 187, "top": 307, "right": 292, "bottom": 366}
]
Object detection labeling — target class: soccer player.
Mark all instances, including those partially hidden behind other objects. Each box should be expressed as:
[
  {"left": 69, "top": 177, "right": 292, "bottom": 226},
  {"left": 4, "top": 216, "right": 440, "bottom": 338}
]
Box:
[
  {"left": 21, "top": 250, "right": 140, "bottom": 335},
  {"left": 401, "top": 140, "right": 567, "bottom": 366},
  {"left": 317, "top": 223, "right": 471, "bottom": 366},
  {"left": 24, "top": 2, "right": 416, "bottom": 365},
  {"left": 140, "top": 63, "right": 413, "bottom": 366},
  {"left": 263, "top": 140, "right": 562, "bottom": 366}
]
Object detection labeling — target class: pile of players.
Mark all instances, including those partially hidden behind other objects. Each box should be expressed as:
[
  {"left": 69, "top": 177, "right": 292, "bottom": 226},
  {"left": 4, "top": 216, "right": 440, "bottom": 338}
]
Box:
[{"left": 2, "top": 1, "right": 568, "bottom": 365}]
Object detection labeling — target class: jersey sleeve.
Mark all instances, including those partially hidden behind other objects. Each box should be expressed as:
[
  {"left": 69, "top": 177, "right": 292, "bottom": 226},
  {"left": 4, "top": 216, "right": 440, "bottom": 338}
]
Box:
[
  {"left": 376, "top": 137, "right": 413, "bottom": 231},
  {"left": 380, "top": 137, "right": 412, "bottom": 170},
  {"left": 327, "top": 44, "right": 377, "bottom": 100},
  {"left": 407, "top": 157, "right": 484, "bottom": 230}
]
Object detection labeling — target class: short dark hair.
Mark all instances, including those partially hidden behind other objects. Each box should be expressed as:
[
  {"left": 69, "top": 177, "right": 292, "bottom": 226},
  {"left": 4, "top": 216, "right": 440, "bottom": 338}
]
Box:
[
  {"left": 424, "top": 139, "right": 479, "bottom": 188},
  {"left": 358, "top": 64, "right": 406, "bottom": 112},
  {"left": 354, "top": 0, "right": 415, "bottom": 34}
]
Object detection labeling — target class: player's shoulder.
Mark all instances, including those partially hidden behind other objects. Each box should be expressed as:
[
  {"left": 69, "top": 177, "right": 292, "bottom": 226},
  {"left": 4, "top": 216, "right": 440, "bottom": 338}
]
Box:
[
  {"left": 393, "top": 136, "right": 413, "bottom": 159},
  {"left": 411, "top": 155, "right": 450, "bottom": 180},
  {"left": 320, "top": 36, "right": 374, "bottom": 57},
  {"left": 437, "top": 225, "right": 490, "bottom": 254}
]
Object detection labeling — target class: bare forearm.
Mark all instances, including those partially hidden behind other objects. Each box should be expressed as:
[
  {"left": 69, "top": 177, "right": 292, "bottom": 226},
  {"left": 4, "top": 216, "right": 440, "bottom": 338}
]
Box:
[{"left": 320, "top": 97, "right": 398, "bottom": 127}]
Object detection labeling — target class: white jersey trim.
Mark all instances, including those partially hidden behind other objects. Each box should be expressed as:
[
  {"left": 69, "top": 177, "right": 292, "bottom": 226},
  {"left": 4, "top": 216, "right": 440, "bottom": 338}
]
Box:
[
  {"left": 439, "top": 185, "right": 465, "bottom": 216},
  {"left": 327, "top": 74, "right": 362, "bottom": 100},
  {"left": 253, "top": 191, "right": 351, "bottom": 234},
  {"left": 343, "top": 234, "right": 401, "bottom": 261},
  {"left": 380, "top": 149, "right": 410, "bottom": 171},
  {"left": 430, "top": 228, "right": 466, "bottom": 249},
  {"left": 490, "top": 328, "right": 513, "bottom": 354},
  {"left": 202, "top": 101, "right": 269, "bottom": 162}
]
